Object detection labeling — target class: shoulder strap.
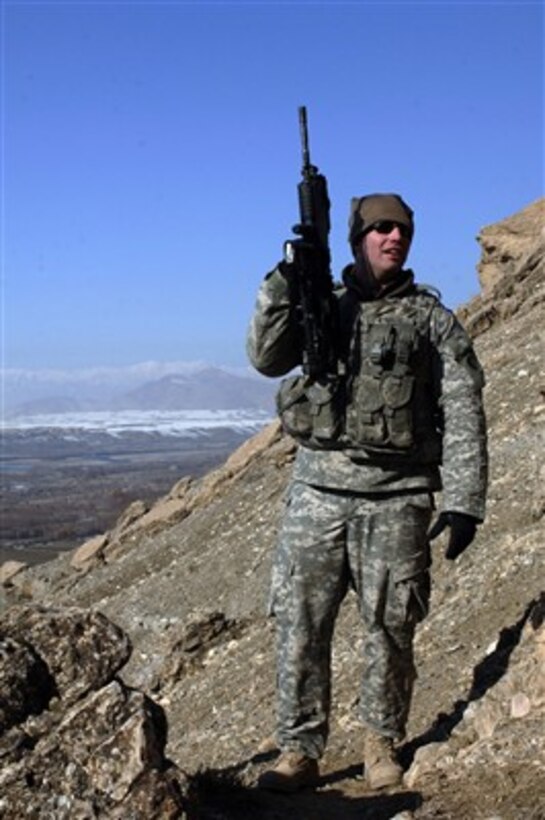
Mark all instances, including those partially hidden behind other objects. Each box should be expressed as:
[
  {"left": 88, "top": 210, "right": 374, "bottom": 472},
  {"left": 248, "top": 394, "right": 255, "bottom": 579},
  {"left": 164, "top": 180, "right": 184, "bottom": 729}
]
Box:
[{"left": 336, "top": 287, "right": 361, "bottom": 363}]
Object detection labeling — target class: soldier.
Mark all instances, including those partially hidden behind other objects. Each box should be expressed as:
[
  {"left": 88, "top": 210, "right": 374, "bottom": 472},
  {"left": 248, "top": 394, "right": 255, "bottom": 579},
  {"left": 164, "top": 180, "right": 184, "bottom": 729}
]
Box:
[{"left": 247, "top": 193, "right": 487, "bottom": 792}]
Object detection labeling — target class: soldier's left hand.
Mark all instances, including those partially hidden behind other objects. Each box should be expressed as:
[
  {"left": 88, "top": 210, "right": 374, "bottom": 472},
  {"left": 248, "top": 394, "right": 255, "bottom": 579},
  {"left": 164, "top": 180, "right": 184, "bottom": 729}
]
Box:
[{"left": 428, "top": 511, "right": 478, "bottom": 560}]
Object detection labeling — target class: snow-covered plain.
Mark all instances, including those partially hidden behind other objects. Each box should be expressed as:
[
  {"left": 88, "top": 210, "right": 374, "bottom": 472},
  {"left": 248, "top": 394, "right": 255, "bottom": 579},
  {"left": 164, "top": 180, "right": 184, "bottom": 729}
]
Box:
[{"left": 2, "top": 409, "right": 273, "bottom": 437}]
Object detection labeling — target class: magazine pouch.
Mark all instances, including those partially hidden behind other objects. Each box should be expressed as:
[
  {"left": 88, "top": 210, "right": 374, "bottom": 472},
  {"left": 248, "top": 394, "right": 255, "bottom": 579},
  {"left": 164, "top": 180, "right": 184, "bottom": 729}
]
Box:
[
  {"left": 276, "top": 375, "right": 343, "bottom": 444},
  {"left": 345, "top": 321, "right": 417, "bottom": 450}
]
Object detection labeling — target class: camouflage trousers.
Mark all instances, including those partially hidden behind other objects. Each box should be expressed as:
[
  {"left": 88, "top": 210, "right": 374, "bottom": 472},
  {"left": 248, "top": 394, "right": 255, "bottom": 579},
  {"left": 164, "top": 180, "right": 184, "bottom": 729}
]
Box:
[{"left": 270, "top": 481, "right": 433, "bottom": 759}]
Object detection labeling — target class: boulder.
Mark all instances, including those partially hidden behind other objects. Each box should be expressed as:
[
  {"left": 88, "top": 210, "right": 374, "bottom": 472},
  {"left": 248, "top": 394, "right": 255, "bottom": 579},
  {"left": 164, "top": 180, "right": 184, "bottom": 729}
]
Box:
[
  {"left": 0, "top": 605, "right": 190, "bottom": 818},
  {"left": 0, "top": 561, "right": 28, "bottom": 586}
]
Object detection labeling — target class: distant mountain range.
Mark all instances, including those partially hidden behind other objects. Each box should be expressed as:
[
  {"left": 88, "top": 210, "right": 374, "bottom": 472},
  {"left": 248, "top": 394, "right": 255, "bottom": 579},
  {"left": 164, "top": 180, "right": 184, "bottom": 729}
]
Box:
[
  {"left": 117, "top": 369, "right": 275, "bottom": 412},
  {"left": 3, "top": 363, "right": 278, "bottom": 419}
]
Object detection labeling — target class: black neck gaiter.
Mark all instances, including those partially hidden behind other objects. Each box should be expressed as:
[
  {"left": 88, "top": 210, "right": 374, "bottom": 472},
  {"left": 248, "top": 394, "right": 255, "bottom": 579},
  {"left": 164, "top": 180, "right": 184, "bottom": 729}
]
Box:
[{"left": 343, "top": 254, "right": 415, "bottom": 302}]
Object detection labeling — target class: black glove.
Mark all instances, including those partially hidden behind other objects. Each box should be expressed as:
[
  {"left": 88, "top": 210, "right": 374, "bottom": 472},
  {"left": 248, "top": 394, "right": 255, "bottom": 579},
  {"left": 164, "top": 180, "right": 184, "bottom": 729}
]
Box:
[{"left": 428, "top": 511, "right": 478, "bottom": 561}]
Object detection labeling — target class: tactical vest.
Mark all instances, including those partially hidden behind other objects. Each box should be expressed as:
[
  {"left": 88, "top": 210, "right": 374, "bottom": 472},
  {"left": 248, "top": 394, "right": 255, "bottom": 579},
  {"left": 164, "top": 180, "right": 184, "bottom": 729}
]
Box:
[{"left": 276, "top": 289, "right": 443, "bottom": 464}]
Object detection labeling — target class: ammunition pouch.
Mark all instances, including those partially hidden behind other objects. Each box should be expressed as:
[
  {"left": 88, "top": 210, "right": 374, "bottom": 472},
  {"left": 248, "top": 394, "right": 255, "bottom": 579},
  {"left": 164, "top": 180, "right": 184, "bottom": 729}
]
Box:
[
  {"left": 276, "top": 375, "right": 343, "bottom": 445},
  {"left": 346, "top": 372, "right": 415, "bottom": 449}
]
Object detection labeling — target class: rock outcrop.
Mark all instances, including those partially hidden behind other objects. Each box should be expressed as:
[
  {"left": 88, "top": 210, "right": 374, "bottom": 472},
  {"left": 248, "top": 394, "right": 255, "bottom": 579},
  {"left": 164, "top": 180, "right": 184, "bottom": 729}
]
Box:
[
  {"left": 1, "top": 199, "right": 544, "bottom": 818},
  {"left": 457, "top": 197, "right": 545, "bottom": 337},
  {"left": 0, "top": 606, "right": 189, "bottom": 819}
]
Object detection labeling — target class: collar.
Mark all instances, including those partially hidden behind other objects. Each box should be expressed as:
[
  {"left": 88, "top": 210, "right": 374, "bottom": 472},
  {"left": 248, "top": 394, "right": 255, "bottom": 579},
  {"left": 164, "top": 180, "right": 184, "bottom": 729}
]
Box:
[{"left": 342, "top": 264, "right": 416, "bottom": 301}]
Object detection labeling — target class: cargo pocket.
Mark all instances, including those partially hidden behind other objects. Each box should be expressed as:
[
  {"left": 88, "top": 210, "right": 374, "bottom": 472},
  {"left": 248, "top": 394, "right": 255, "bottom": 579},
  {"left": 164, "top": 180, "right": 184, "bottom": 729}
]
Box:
[
  {"left": 391, "top": 552, "right": 431, "bottom": 627},
  {"left": 267, "top": 485, "right": 297, "bottom": 617}
]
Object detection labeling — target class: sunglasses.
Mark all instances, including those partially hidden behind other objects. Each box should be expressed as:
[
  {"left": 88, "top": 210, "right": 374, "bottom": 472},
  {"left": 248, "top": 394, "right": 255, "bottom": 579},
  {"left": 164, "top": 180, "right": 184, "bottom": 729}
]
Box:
[{"left": 370, "top": 220, "right": 412, "bottom": 239}]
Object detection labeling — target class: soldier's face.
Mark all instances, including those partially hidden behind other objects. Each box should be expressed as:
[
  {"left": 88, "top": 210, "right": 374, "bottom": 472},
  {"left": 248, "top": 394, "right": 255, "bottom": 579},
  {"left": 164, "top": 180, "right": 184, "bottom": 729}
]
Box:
[{"left": 361, "top": 221, "right": 411, "bottom": 282}]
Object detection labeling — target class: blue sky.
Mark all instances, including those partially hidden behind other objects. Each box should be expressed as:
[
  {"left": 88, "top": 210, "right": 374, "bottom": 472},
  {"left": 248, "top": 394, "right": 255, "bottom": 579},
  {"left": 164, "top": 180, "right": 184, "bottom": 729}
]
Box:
[{"left": 2, "top": 0, "right": 543, "bottom": 372}]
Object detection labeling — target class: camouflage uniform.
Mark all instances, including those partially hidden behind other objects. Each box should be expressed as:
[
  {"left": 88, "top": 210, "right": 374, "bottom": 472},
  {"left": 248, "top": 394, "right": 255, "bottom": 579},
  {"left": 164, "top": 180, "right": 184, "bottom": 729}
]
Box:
[{"left": 247, "top": 231, "right": 487, "bottom": 759}]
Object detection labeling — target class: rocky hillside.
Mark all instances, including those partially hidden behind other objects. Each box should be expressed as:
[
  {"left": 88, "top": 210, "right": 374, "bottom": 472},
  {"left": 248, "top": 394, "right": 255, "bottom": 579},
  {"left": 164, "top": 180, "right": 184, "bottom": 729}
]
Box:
[{"left": 1, "top": 198, "right": 544, "bottom": 819}]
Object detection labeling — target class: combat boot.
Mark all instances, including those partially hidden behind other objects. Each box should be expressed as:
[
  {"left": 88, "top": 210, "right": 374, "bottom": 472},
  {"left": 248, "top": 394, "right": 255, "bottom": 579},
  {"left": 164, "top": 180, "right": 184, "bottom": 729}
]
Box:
[
  {"left": 364, "top": 731, "right": 403, "bottom": 790},
  {"left": 257, "top": 751, "right": 319, "bottom": 792}
]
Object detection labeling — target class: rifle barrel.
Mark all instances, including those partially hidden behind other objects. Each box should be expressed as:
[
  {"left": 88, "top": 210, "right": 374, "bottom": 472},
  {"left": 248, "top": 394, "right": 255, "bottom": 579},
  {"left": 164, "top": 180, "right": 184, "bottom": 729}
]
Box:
[{"left": 298, "top": 106, "right": 311, "bottom": 169}]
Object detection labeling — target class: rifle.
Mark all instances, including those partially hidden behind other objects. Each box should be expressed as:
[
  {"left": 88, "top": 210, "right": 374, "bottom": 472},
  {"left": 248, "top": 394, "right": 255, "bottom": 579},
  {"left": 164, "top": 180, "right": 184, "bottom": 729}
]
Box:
[{"left": 284, "top": 106, "right": 338, "bottom": 379}]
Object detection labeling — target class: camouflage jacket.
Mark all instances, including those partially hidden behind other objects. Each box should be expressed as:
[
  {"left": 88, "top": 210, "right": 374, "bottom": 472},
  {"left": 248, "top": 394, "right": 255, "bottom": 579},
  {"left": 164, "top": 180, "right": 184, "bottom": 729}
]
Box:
[{"left": 246, "top": 265, "right": 488, "bottom": 520}]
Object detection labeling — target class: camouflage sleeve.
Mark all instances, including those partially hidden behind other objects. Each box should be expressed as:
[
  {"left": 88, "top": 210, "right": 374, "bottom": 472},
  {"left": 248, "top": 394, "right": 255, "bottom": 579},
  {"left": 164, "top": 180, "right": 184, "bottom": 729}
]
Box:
[
  {"left": 431, "top": 305, "right": 488, "bottom": 521},
  {"left": 246, "top": 266, "right": 303, "bottom": 377}
]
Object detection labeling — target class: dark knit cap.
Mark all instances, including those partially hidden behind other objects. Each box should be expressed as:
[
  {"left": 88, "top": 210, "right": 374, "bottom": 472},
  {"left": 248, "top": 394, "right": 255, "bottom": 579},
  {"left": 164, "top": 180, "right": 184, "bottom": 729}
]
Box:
[{"left": 348, "top": 193, "right": 414, "bottom": 251}]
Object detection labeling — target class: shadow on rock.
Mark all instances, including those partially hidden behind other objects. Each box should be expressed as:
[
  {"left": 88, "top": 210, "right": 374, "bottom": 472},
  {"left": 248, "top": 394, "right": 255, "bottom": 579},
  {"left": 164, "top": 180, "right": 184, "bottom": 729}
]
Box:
[{"left": 400, "top": 591, "right": 545, "bottom": 769}]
